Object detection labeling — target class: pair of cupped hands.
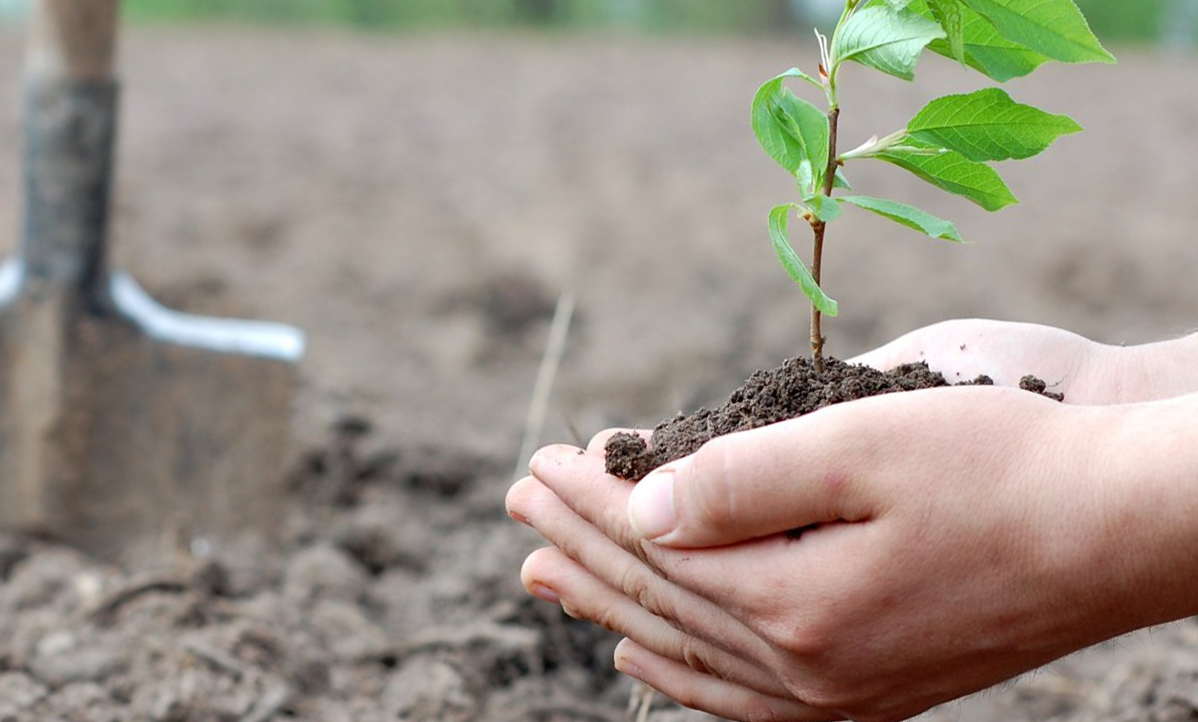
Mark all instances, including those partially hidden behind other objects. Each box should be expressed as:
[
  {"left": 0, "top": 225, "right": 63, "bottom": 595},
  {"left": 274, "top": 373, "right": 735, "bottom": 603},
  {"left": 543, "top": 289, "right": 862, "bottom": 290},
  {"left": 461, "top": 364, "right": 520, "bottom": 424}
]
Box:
[{"left": 506, "top": 319, "right": 1198, "bottom": 722}]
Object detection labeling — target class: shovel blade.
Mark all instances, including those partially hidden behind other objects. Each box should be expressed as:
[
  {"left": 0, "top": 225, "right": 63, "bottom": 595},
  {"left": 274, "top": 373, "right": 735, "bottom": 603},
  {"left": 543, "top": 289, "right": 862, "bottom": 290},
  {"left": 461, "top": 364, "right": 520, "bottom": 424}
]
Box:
[{"left": 0, "top": 262, "right": 303, "bottom": 566}]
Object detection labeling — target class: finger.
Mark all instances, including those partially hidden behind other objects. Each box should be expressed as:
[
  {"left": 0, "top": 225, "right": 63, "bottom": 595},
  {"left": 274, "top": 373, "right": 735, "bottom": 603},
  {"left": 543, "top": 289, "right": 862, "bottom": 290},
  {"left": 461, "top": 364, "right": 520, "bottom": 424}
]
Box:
[
  {"left": 505, "top": 475, "right": 541, "bottom": 526},
  {"left": 508, "top": 474, "right": 774, "bottom": 660},
  {"left": 529, "top": 443, "right": 648, "bottom": 554},
  {"left": 614, "top": 638, "right": 833, "bottom": 722},
  {"left": 625, "top": 409, "right": 884, "bottom": 548},
  {"left": 520, "top": 547, "right": 794, "bottom": 699},
  {"left": 586, "top": 427, "right": 652, "bottom": 456},
  {"left": 526, "top": 444, "right": 815, "bottom": 620}
]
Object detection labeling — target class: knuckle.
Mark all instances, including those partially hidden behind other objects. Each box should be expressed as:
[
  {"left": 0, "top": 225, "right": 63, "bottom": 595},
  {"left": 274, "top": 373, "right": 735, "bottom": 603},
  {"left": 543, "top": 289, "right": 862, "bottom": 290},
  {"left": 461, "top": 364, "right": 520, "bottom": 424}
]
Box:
[
  {"left": 625, "top": 537, "right": 655, "bottom": 569},
  {"left": 777, "top": 667, "right": 856, "bottom": 716},
  {"left": 799, "top": 686, "right": 851, "bottom": 716},
  {"left": 767, "top": 642, "right": 861, "bottom": 715},
  {"left": 617, "top": 558, "right": 693, "bottom": 629},
  {"left": 588, "top": 603, "right": 620, "bottom": 633},
  {"left": 579, "top": 586, "right": 624, "bottom": 633},
  {"left": 678, "top": 637, "right": 713, "bottom": 677},
  {"left": 789, "top": 619, "right": 838, "bottom": 661},
  {"left": 754, "top": 606, "right": 837, "bottom": 661},
  {"left": 617, "top": 562, "right": 656, "bottom": 611}
]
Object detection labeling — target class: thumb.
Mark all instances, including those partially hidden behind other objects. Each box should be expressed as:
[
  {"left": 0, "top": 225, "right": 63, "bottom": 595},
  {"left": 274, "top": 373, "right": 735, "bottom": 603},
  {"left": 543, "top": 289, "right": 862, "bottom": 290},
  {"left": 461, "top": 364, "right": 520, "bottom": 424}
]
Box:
[{"left": 626, "top": 419, "right": 878, "bottom": 548}]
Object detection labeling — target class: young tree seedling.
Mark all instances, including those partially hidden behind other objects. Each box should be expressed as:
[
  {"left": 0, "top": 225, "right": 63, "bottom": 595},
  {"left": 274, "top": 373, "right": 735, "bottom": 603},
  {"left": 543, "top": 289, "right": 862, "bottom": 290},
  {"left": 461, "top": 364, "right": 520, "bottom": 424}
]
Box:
[{"left": 755, "top": 0, "right": 1114, "bottom": 370}]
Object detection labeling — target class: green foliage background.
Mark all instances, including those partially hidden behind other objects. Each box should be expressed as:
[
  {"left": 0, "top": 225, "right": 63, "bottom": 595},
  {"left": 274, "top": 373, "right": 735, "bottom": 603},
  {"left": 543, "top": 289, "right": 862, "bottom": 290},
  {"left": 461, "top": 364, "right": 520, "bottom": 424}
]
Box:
[{"left": 119, "top": 0, "right": 1191, "bottom": 44}]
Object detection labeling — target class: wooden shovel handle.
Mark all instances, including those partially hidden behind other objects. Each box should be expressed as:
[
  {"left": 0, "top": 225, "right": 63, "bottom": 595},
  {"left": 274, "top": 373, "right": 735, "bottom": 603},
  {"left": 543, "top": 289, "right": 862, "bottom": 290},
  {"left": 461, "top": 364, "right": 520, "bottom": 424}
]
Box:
[{"left": 28, "top": 0, "right": 118, "bottom": 83}]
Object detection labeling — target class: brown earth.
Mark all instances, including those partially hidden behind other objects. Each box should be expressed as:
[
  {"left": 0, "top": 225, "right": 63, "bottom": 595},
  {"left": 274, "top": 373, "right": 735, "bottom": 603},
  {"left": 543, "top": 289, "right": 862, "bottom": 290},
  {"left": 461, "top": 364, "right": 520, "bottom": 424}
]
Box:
[
  {"left": 603, "top": 359, "right": 1064, "bottom": 483},
  {"left": 0, "top": 23, "right": 1194, "bottom": 721}
]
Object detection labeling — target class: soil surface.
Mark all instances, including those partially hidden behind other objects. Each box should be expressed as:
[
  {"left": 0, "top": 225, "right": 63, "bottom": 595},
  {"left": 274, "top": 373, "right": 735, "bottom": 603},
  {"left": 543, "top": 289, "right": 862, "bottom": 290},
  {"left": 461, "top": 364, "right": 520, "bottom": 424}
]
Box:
[
  {"left": 0, "top": 24, "right": 1195, "bottom": 722},
  {"left": 604, "top": 358, "right": 1063, "bottom": 482}
]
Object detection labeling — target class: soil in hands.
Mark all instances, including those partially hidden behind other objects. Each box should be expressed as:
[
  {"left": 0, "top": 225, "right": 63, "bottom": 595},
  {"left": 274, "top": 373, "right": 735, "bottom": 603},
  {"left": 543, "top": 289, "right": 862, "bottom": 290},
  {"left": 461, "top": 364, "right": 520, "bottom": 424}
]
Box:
[{"left": 605, "top": 356, "right": 1063, "bottom": 482}]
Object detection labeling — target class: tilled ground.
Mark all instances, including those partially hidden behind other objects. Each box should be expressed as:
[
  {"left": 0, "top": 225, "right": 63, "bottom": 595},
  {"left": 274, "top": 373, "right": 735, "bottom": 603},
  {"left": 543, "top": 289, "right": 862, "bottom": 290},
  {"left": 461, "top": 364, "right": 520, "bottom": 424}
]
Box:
[
  {"left": 0, "top": 24, "right": 1194, "bottom": 722},
  {"left": 0, "top": 423, "right": 627, "bottom": 721},
  {"left": 0, "top": 420, "right": 1195, "bottom": 722}
]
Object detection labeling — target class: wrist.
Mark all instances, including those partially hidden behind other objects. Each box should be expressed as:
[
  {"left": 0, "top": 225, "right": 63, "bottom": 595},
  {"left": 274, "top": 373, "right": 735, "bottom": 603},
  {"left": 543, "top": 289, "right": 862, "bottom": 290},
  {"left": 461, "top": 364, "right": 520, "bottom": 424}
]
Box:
[
  {"left": 1088, "top": 395, "right": 1198, "bottom": 629},
  {"left": 1101, "top": 333, "right": 1198, "bottom": 403}
]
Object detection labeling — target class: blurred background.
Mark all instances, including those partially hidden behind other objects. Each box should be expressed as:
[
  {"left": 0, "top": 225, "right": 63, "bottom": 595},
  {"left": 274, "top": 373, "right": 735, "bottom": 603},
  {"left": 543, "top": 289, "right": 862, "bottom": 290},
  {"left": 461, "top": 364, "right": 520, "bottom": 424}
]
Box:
[
  {"left": 0, "top": 3, "right": 1193, "bottom": 719},
  {"left": 119, "top": 0, "right": 1198, "bottom": 45},
  {"left": 0, "top": 0, "right": 1192, "bottom": 451},
  {"left": 0, "top": 0, "right": 1193, "bottom": 43}
]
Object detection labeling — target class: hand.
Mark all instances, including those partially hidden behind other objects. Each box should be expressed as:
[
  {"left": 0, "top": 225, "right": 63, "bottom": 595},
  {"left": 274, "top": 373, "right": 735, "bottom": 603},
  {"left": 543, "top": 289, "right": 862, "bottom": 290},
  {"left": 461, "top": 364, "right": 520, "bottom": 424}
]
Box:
[
  {"left": 849, "top": 319, "right": 1115, "bottom": 404},
  {"left": 507, "top": 387, "right": 1198, "bottom": 722}
]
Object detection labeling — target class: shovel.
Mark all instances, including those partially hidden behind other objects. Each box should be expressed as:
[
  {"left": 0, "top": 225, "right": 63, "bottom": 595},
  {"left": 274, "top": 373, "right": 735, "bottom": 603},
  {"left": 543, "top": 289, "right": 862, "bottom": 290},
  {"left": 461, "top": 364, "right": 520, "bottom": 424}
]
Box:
[{"left": 0, "top": 0, "right": 305, "bottom": 566}]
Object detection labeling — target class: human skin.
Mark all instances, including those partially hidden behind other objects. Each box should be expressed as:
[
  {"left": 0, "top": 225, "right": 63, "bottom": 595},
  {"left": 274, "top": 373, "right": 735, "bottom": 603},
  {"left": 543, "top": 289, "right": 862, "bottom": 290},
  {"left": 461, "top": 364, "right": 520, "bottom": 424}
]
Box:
[
  {"left": 506, "top": 320, "right": 1198, "bottom": 722},
  {"left": 851, "top": 319, "right": 1198, "bottom": 405}
]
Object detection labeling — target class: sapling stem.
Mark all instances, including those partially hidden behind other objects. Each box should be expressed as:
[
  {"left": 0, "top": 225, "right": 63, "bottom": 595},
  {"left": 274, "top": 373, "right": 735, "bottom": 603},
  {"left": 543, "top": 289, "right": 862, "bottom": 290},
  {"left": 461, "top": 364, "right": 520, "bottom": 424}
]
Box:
[
  {"left": 755, "top": 0, "right": 1111, "bottom": 376},
  {"left": 810, "top": 105, "right": 840, "bottom": 371}
]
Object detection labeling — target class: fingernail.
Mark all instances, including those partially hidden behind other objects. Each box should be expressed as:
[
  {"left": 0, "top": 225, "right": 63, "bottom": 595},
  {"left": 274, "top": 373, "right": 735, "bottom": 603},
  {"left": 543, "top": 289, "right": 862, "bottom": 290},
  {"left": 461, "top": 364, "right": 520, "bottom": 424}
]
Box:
[
  {"left": 529, "top": 583, "right": 560, "bottom": 605},
  {"left": 528, "top": 448, "right": 550, "bottom": 476},
  {"left": 506, "top": 507, "right": 530, "bottom": 525},
  {"left": 628, "top": 464, "right": 680, "bottom": 541}
]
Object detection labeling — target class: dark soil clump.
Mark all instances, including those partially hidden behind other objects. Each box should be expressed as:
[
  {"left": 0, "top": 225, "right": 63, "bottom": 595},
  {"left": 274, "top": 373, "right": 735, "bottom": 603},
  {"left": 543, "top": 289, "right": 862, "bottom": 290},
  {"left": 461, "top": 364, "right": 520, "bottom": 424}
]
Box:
[{"left": 606, "top": 357, "right": 1062, "bottom": 482}]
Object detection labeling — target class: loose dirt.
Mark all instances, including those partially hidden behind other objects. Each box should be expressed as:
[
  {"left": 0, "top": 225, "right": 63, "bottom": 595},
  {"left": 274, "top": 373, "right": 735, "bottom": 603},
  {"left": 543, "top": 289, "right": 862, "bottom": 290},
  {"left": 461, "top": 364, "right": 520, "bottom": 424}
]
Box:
[
  {"left": 604, "top": 358, "right": 1063, "bottom": 482},
  {"left": 0, "top": 24, "right": 1194, "bottom": 721}
]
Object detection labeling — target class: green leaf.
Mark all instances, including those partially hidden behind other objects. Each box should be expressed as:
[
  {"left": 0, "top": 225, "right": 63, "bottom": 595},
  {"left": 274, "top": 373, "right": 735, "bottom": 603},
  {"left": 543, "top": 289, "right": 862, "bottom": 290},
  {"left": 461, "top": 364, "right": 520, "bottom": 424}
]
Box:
[
  {"left": 876, "top": 138, "right": 1018, "bottom": 211},
  {"left": 833, "top": 166, "right": 853, "bottom": 190},
  {"left": 797, "top": 159, "right": 817, "bottom": 200},
  {"left": 752, "top": 70, "right": 830, "bottom": 179},
  {"left": 800, "top": 160, "right": 849, "bottom": 199},
  {"left": 931, "top": 18, "right": 1048, "bottom": 80},
  {"left": 909, "top": 0, "right": 1049, "bottom": 80},
  {"left": 831, "top": 5, "right": 946, "bottom": 81},
  {"left": 808, "top": 194, "right": 843, "bottom": 222},
  {"left": 841, "top": 195, "right": 964, "bottom": 241},
  {"left": 779, "top": 66, "right": 824, "bottom": 90},
  {"left": 768, "top": 205, "right": 839, "bottom": 317},
  {"left": 958, "top": 0, "right": 1115, "bottom": 65},
  {"left": 927, "top": 0, "right": 966, "bottom": 62},
  {"left": 907, "top": 88, "right": 1081, "bottom": 162}
]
